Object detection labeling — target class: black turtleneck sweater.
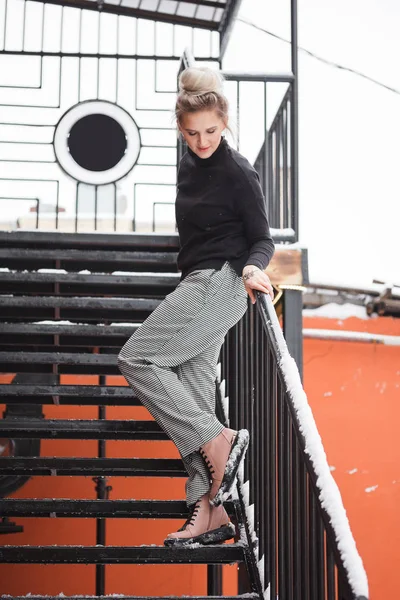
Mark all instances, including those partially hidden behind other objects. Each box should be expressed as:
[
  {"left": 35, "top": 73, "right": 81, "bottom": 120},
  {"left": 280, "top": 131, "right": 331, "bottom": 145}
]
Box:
[{"left": 175, "top": 137, "right": 275, "bottom": 281}]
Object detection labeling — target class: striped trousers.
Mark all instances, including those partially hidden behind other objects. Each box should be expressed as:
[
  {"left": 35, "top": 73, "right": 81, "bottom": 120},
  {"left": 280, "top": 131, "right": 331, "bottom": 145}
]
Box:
[{"left": 117, "top": 260, "right": 248, "bottom": 506}]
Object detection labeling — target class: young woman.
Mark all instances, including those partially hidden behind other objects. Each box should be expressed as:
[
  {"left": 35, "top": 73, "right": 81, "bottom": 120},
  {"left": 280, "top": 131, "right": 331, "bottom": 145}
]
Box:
[{"left": 118, "top": 66, "right": 275, "bottom": 547}]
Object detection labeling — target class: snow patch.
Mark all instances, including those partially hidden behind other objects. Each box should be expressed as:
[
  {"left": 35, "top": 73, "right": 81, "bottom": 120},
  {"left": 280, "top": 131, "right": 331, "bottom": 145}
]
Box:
[
  {"left": 303, "top": 302, "right": 370, "bottom": 320},
  {"left": 37, "top": 268, "right": 68, "bottom": 274},
  {"left": 365, "top": 485, "right": 378, "bottom": 493},
  {"left": 111, "top": 270, "right": 179, "bottom": 277},
  {"left": 347, "top": 469, "right": 358, "bottom": 475}
]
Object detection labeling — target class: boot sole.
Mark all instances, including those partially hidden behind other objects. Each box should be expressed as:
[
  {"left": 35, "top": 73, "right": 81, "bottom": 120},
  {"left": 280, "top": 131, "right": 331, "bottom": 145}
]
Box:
[
  {"left": 164, "top": 522, "right": 236, "bottom": 547},
  {"left": 211, "top": 428, "right": 250, "bottom": 507}
]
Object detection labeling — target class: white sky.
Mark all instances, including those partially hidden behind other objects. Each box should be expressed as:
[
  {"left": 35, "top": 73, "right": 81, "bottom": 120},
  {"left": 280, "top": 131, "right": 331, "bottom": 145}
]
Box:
[{"left": 225, "top": 0, "right": 400, "bottom": 287}]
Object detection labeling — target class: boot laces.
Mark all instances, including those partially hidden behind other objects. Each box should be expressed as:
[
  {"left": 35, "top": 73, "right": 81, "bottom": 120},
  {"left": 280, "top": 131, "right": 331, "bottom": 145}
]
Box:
[
  {"left": 178, "top": 500, "right": 201, "bottom": 532},
  {"left": 199, "top": 448, "right": 215, "bottom": 475}
]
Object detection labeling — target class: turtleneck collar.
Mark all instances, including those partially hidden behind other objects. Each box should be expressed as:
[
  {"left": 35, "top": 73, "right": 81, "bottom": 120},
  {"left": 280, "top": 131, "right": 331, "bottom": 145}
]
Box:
[{"left": 187, "top": 136, "right": 228, "bottom": 168}]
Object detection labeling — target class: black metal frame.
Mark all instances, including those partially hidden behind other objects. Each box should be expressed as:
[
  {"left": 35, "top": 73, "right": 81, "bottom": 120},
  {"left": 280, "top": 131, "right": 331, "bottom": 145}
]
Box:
[{"left": 220, "top": 292, "right": 369, "bottom": 600}]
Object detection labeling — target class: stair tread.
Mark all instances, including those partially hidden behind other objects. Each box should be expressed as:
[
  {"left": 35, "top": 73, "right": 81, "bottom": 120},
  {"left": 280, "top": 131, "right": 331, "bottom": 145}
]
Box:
[
  {"left": 0, "top": 352, "right": 120, "bottom": 365},
  {"left": 0, "top": 230, "right": 180, "bottom": 249},
  {"left": 0, "top": 323, "right": 138, "bottom": 336},
  {"left": 0, "top": 457, "right": 186, "bottom": 477},
  {"left": 0, "top": 272, "right": 180, "bottom": 285},
  {"left": 0, "top": 544, "right": 245, "bottom": 564},
  {"left": 0, "top": 384, "right": 135, "bottom": 397},
  {"left": 0, "top": 296, "right": 160, "bottom": 310},
  {"left": 1, "top": 597, "right": 258, "bottom": 600},
  {"left": 0, "top": 418, "right": 168, "bottom": 440},
  {"left": 0, "top": 248, "right": 178, "bottom": 263},
  {"left": 0, "top": 499, "right": 234, "bottom": 518}
]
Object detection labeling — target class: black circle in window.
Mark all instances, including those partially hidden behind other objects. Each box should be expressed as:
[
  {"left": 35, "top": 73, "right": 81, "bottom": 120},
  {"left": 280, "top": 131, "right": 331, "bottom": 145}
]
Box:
[{"left": 68, "top": 114, "right": 127, "bottom": 172}]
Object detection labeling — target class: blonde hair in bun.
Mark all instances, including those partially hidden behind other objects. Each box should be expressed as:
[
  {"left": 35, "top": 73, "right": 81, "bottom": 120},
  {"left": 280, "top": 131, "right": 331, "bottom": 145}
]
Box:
[{"left": 175, "top": 66, "right": 232, "bottom": 135}]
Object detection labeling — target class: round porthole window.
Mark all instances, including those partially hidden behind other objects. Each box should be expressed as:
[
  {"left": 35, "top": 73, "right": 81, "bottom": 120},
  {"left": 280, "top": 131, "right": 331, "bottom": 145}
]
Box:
[{"left": 54, "top": 100, "right": 141, "bottom": 185}]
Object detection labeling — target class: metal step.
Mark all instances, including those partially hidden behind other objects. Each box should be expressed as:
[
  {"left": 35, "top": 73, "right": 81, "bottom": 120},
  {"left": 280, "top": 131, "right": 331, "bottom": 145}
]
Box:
[
  {"left": 0, "top": 351, "right": 118, "bottom": 364},
  {"left": 0, "top": 322, "right": 138, "bottom": 337},
  {"left": 0, "top": 457, "right": 186, "bottom": 476},
  {"left": 0, "top": 271, "right": 180, "bottom": 287},
  {"left": 0, "top": 322, "right": 137, "bottom": 351},
  {"left": 0, "top": 419, "right": 167, "bottom": 440},
  {"left": 2, "top": 597, "right": 258, "bottom": 600},
  {"left": 0, "top": 351, "right": 120, "bottom": 375},
  {"left": 0, "top": 544, "right": 244, "bottom": 564},
  {"left": 0, "top": 248, "right": 178, "bottom": 268},
  {"left": 0, "top": 499, "right": 188, "bottom": 518},
  {"left": 0, "top": 230, "right": 180, "bottom": 251},
  {"left": 0, "top": 384, "right": 139, "bottom": 406},
  {"left": 0, "top": 498, "right": 234, "bottom": 518},
  {"left": 0, "top": 296, "right": 160, "bottom": 311}
]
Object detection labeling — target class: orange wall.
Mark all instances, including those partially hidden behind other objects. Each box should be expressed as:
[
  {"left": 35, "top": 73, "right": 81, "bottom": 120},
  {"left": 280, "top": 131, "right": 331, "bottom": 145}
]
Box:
[
  {"left": 0, "top": 374, "right": 238, "bottom": 596},
  {"left": 1, "top": 312, "right": 399, "bottom": 597},
  {"left": 303, "top": 312, "right": 400, "bottom": 600}
]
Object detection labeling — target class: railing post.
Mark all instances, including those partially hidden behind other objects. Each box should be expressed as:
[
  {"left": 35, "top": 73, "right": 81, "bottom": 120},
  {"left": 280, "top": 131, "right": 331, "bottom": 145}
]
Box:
[
  {"left": 282, "top": 289, "right": 303, "bottom": 381},
  {"left": 291, "top": 0, "right": 299, "bottom": 240}
]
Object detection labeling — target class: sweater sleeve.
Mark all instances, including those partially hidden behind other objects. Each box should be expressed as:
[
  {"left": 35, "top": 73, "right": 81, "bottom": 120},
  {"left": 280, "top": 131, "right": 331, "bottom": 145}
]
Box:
[{"left": 235, "top": 165, "right": 275, "bottom": 272}]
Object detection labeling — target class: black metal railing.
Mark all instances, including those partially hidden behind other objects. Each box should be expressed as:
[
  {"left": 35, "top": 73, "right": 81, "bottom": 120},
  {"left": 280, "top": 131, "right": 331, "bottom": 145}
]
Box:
[
  {"left": 220, "top": 292, "right": 369, "bottom": 600},
  {"left": 253, "top": 88, "right": 297, "bottom": 234}
]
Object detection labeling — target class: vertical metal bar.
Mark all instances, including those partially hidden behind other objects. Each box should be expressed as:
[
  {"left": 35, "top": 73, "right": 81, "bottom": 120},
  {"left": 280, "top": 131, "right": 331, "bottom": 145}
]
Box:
[
  {"left": 247, "top": 307, "right": 252, "bottom": 495},
  {"left": 284, "top": 398, "right": 293, "bottom": 600},
  {"left": 254, "top": 306, "right": 261, "bottom": 562},
  {"left": 75, "top": 183, "right": 79, "bottom": 233},
  {"left": 95, "top": 375, "right": 108, "bottom": 596},
  {"left": 309, "top": 489, "right": 318, "bottom": 600},
  {"left": 264, "top": 330, "right": 271, "bottom": 589},
  {"left": 277, "top": 378, "right": 286, "bottom": 599},
  {"left": 282, "top": 106, "right": 289, "bottom": 229},
  {"left": 207, "top": 565, "right": 222, "bottom": 596},
  {"left": 113, "top": 184, "right": 117, "bottom": 232},
  {"left": 263, "top": 82, "right": 268, "bottom": 201},
  {"left": 78, "top": 10, "right": 82, "bottom": 103},
  {"left": 301, "top": 463, "right": 310, "bottom": 600},
  {"left": 326, "top": 539, "right": 336, "bottom": 600},
  {"left": 275, "top": 117, "right": 281, "bottom": 229},
  {"left": 268, "top": 132, "right": 274, "bottom": 227},
  {"left": 292, "top": 431, "right": 302, "bottom": 600},
  {"left": 237, "top": 313, "right": 248, "bottom": 596},
  {"left": 291, "top": 0, "right": 299, "bottom": 240},
  {"left": 316, "top": 509, "right": 325, "bottom": 599},
  {"left": 94, "top": 185, "right": 98, "bottom": 231},
  {"left": 269, "top": 355, "right": 277, "bottom": 600},
  {"left": 282, "top": 289, "right": 303, "bottom": 381},
  {"left": 236, "top": 81, "right": 240, "bottom": 150}
]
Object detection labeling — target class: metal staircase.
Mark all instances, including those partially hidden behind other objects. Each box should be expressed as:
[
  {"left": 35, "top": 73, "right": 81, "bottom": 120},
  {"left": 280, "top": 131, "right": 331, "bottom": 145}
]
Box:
[
  {"left": 0, "top": 229, "right": 369, "bottom": 599},
  {"left": 0, "top": 229, "right": 261, "bottom": 599}
]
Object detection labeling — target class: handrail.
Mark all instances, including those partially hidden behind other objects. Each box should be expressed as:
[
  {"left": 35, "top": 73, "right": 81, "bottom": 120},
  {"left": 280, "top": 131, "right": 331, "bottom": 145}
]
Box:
[
  {"left": 220, "top": 292, "right": 369, "bottom": 599},
  {"left": 258, "top": 292, "right": 368, "bottom": 597}
]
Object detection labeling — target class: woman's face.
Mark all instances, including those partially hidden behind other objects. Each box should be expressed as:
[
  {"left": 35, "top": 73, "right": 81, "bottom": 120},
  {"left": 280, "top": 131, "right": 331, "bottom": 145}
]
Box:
[{"left": 178, "top": 110, "right": 227, "bottom": 160}]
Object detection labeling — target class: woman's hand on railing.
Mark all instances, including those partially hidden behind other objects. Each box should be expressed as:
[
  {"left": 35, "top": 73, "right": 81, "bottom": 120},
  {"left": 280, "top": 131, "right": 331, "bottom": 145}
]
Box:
[{"left": 242, "top": 265, "right": 274, "bottom": 304}]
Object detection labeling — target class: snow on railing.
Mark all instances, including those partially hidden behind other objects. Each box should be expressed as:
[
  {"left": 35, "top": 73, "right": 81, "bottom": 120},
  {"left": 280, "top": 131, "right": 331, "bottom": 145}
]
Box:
[{"left": 257, "top": 292, "right": 369, "bottom": 599}]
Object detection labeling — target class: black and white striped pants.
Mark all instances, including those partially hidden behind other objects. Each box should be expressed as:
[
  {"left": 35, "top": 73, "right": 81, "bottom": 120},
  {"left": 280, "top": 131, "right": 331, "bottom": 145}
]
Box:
[{"left": 117, "top": 260, "right": 248, "bottom": 505}]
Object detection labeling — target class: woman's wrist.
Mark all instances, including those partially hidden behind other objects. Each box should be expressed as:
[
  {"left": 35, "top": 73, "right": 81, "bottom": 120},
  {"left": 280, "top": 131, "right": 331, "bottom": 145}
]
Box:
[{"left": 242, "top": 265, "right": 260, "bottom": 281}]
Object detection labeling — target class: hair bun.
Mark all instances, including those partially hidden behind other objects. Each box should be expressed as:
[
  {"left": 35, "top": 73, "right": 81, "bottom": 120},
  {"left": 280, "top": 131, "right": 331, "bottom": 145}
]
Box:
[{"left": 179, "top": 67, "right": 224, "bottom": 97}]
